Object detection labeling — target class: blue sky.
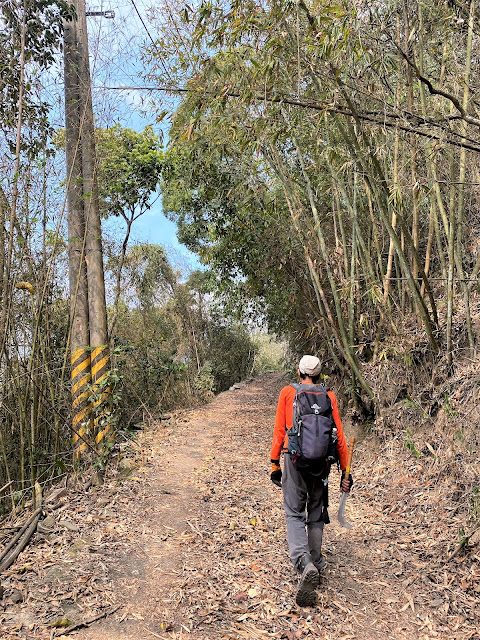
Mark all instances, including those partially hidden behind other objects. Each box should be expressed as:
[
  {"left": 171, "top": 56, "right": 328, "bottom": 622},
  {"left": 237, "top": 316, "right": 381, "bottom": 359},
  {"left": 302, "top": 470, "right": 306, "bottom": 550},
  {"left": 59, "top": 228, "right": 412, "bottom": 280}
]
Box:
[
  {"left": 103, "top": 198, "right": 202, "bottom": 273},
  {"left": 85, "top": 0, "right": 202, "bottom": 271}
]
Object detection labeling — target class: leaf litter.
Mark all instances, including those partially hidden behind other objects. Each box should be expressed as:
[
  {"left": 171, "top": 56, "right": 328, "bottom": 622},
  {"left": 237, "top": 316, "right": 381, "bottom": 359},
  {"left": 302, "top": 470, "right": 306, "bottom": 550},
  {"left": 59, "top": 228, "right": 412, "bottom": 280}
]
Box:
[{"left": 0, "top": 372, "right": 479, "bottom": 639}]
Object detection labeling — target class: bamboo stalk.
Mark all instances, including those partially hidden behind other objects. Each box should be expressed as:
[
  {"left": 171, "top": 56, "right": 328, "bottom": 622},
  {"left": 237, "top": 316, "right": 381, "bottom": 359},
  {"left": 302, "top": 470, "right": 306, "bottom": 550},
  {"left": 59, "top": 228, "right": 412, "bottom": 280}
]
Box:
[
  {"left": 0, "top": 482, "right": 13, "bottom": 497},
  {"left": 0, "top": 483, "right": 42, "bottom": 572},
  {"left": 455, "top": 0, "right": 476, "bottom": 354},
  {"left": 384, "top": 13, "right": 402, "bottom": 305},
  {"left": 0, "top": 432, "right": 15, "bottom": 512},
  {"left": 0, "top": 3, "right": 27, "bottom": 370},
  {"left": 333, "top": 185, "right": 349, "bottom": 277},
  {"left": 288, "top": 141, "right": 375, "bottom": 400},
  {"left": 402, "top": 0, "right": 420, "bottom": 286},
  {"left": 421, "top": 202, "right": 435, "bottom": 298},
  {"left": 348, "top": 174, "right": 358, "bottom": 406},
  {"left": 327, "top": 160, "right": 377, "bottom": 287}
]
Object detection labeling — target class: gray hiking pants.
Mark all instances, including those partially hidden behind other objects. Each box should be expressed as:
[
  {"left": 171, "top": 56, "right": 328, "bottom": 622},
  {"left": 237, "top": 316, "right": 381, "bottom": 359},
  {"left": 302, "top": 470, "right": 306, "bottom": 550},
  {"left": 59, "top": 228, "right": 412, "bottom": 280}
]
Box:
[{"left": 282, "top": 455, "right": 325, "bottom": 569}]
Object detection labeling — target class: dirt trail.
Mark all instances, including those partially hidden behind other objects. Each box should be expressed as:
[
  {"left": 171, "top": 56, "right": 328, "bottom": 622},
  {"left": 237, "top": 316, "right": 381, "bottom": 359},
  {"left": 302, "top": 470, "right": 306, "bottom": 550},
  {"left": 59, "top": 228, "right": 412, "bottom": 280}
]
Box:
[{"left": 1, "top": 373, "right": 476, "bottom": 639}]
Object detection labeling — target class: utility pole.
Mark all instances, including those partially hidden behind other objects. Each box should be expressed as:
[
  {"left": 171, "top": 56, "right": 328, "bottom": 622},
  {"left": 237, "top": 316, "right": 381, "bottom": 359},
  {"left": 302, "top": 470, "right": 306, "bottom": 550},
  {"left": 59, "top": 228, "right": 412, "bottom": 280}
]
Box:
[
  {"left": 64, "top": 9, "right": 91, "bottom": 456},
  {"left": 76, "top": 0, "right": 112, "bottom": 449},
  {"left": 64, "top": 1, "right": 114, "bottom": 457}
]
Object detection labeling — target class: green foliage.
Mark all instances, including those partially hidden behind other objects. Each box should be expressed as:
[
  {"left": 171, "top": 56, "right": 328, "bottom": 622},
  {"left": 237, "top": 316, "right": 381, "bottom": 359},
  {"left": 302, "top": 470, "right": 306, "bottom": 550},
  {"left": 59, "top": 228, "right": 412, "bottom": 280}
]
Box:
[
  {"left": 8, "top": 0, "right": 480, "bottom": 503},
  {"left": 95, "top": 124, "right": 163, "bottom": 220},
  {"left": 142, "top": 0, "right": 480, "bottom": 401},
  {"left": 110, "top": 249, "right": 255, "bottom": 422},
  {"left": 113, "top": 302, "right": 188, "bottom": 420},
  {"left": 403, "top": 397, "right": 419, "bottom": 410},
  {"left": 150, "top": 2, "right": 388, "bottom": 372},
  {"left": 207, "top": 319, "right": 254, "bottom": 391},
  {"left": 444, "top": 393, "right": 458, "bottom": 420},
  {"left": 251, "top": 333, "right": 287, "bottom": 374},
  {"left": 129, "top": 244, "right": 177, "bottom": 305},
  {"left": 192, "top": 362, "right": 216, "bottom": 401},
  {"left": 89, "top": 364, "right": 124, "bottom": 470},
  {"left": 160, "top": 123, "right": 322, "bottom": 348},
  {"left": 0, "top": 0, "right": 74, "bottom": 154},
  {"left": 404, "top": 429, "right": 421, "bottom": 459}
]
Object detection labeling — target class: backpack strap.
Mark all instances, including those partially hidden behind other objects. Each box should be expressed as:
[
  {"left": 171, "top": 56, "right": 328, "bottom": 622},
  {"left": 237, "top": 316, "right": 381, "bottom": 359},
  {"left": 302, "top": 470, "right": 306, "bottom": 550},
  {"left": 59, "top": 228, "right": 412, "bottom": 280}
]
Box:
[
  {"left": 290, "top": 384, "right": 301, "bottom": 434},
  {"left": 291, "top": 383, "right": 329, "bottom": 392}
]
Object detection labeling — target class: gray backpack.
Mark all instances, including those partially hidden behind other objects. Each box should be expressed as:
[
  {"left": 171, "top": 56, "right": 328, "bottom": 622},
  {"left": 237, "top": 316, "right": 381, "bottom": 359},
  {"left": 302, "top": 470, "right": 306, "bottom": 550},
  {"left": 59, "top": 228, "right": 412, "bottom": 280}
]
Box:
[{"left": 286, "top": 384, "right": 337, "bottom": 471}]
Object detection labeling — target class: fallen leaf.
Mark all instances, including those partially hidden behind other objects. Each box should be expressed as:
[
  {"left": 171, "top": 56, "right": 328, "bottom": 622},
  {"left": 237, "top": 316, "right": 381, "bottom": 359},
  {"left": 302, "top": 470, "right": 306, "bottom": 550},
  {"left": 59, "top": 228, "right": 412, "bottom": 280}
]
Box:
[
  {"left": 49, "top": 618, "right": 73, "bottom": 628},
  {"left": 237, "top": 612, "right": 259, "bottom": 621},
  {"left": 234, "top": 591, "right": 248, "bottom": 602},
  {"left": 429, "top": 599, "right": 443, "bottom": 607},
  {"left": 14, "top": 563, "right": 33, "bottom": 574},
  {"left": 470, "top": 528, "right": 480, "bottom": 545}
]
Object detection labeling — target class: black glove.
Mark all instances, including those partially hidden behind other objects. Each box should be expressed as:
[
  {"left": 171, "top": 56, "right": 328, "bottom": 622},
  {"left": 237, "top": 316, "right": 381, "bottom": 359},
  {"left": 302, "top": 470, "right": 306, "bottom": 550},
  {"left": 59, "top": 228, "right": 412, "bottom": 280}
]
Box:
[
  {"left": 340, "top": 471, "right": 353, "bottom": 492},
  {"left": 271, "top": 469, "right": 282, "bottom": 487},
  {"left": 271, "top": 460, "right": 282, "bottom": 487}
]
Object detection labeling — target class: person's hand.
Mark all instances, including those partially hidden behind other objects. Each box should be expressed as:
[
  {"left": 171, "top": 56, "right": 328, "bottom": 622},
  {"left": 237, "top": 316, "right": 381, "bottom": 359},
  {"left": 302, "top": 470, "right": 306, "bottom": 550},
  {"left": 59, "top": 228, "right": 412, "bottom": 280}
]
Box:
[
  {"left": 340, "top": 471, "right": 353, "bottom": 492},
  {"left": 271, "top": 460, "right": 282, "bottom": 488}
]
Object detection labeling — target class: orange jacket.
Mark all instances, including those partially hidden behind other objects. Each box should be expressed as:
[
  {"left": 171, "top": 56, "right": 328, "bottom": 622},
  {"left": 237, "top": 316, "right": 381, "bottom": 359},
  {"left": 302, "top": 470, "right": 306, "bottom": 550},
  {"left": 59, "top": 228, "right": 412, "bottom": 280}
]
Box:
[{"left": 270, "top": 384, "right": 348, "bottom": 470}]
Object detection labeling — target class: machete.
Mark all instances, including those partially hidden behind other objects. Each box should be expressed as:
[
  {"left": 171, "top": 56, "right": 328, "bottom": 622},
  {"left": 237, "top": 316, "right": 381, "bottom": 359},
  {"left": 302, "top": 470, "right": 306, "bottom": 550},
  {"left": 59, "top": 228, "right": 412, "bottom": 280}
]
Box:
[{"left": 337, "top": 436, "right": 355, "bottom": 529}]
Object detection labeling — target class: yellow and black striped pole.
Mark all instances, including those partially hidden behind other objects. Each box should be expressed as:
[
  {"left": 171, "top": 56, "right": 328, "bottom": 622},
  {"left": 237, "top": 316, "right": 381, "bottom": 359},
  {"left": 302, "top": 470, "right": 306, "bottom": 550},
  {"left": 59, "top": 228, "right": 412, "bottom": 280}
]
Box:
[
  {"left": 65, "top": 3, "right": 92, "bottom": 461},
  {"left": 71, "top": 347, "right": 92, "bottom": 457},
  {"left": 91, "top": 345, "right": 111, "bottom": 449}
]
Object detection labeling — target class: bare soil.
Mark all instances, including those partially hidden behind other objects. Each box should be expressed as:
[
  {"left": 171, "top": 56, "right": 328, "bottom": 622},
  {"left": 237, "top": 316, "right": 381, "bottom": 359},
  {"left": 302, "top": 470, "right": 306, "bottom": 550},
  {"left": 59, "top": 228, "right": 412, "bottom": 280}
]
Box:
[{"left": 1, "top": 373, "right": 479, "bottom": 639}]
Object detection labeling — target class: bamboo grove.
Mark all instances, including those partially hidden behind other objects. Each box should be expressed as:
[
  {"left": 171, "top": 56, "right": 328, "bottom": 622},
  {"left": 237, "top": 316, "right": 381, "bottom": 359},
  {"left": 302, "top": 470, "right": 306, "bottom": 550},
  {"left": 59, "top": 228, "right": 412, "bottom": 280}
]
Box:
[{"left": 146, "top": 0, "right": 480, "bottom": 407}]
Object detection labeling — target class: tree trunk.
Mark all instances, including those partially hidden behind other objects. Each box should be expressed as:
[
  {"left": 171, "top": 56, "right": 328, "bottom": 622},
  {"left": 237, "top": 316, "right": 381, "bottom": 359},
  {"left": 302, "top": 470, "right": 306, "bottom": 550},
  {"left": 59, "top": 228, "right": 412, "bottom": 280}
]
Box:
[{"left": 109, "top": 214, "right": 134, "bottom": 338}]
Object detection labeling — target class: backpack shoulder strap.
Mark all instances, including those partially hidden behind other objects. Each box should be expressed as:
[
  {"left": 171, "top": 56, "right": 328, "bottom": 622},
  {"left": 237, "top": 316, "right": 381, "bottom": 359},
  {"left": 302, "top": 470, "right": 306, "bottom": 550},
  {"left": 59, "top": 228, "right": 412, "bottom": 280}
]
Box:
[{"left": 292, "top": 383, "right": 328, "bottom": 392}]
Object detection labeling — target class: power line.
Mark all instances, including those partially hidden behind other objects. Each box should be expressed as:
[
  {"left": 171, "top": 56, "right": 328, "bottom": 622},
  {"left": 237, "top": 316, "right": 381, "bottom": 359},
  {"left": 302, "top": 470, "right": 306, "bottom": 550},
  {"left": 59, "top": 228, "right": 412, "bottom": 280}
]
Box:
[
  {"left": 128, "top": 0, "right": 171, "bottom": 80},
  {"left": 95, "top": 86, "right": 480, "bottom": 154},
  {"left": 129, "top": 0, "right": 155, "bottom": 45}
]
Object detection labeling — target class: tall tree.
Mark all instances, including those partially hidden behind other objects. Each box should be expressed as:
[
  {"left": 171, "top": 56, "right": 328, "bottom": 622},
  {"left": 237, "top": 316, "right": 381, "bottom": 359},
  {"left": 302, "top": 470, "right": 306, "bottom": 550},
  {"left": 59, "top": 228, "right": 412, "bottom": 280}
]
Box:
[{"left": 95, "top": 124, "right": 163, "bottom": 336}]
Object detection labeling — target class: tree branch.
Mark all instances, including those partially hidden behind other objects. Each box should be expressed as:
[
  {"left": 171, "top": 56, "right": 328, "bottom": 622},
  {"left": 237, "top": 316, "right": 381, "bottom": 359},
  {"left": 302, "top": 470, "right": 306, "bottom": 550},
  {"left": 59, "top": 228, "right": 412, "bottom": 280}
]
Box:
[
  {"left": 101, "top": 86, "right": 480, "bottom": 154},
  {"left": 388, "top": 33, "right": 480, "bottom": 128}
]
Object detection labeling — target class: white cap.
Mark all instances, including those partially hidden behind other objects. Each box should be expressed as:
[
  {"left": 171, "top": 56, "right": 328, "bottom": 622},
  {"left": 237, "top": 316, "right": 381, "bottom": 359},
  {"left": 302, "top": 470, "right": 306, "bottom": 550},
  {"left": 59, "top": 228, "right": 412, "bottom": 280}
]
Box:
[{"left": 298, "top": 355, "right": 321, "bottom": 377}]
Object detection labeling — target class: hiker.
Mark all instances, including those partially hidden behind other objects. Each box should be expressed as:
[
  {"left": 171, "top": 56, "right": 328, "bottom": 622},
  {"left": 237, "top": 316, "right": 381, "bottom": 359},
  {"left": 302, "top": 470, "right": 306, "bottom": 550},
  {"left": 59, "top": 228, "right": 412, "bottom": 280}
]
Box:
[{"left": 270, "top": 355, "right": 352, "bottom": 607}]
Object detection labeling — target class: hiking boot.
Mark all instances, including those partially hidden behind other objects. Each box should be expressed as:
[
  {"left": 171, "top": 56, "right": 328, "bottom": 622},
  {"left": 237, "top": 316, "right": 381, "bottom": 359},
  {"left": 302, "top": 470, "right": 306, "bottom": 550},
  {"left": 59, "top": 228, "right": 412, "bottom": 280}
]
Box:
[{"left": 295, "top": 553, "right": 319, "bottom": 607}]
